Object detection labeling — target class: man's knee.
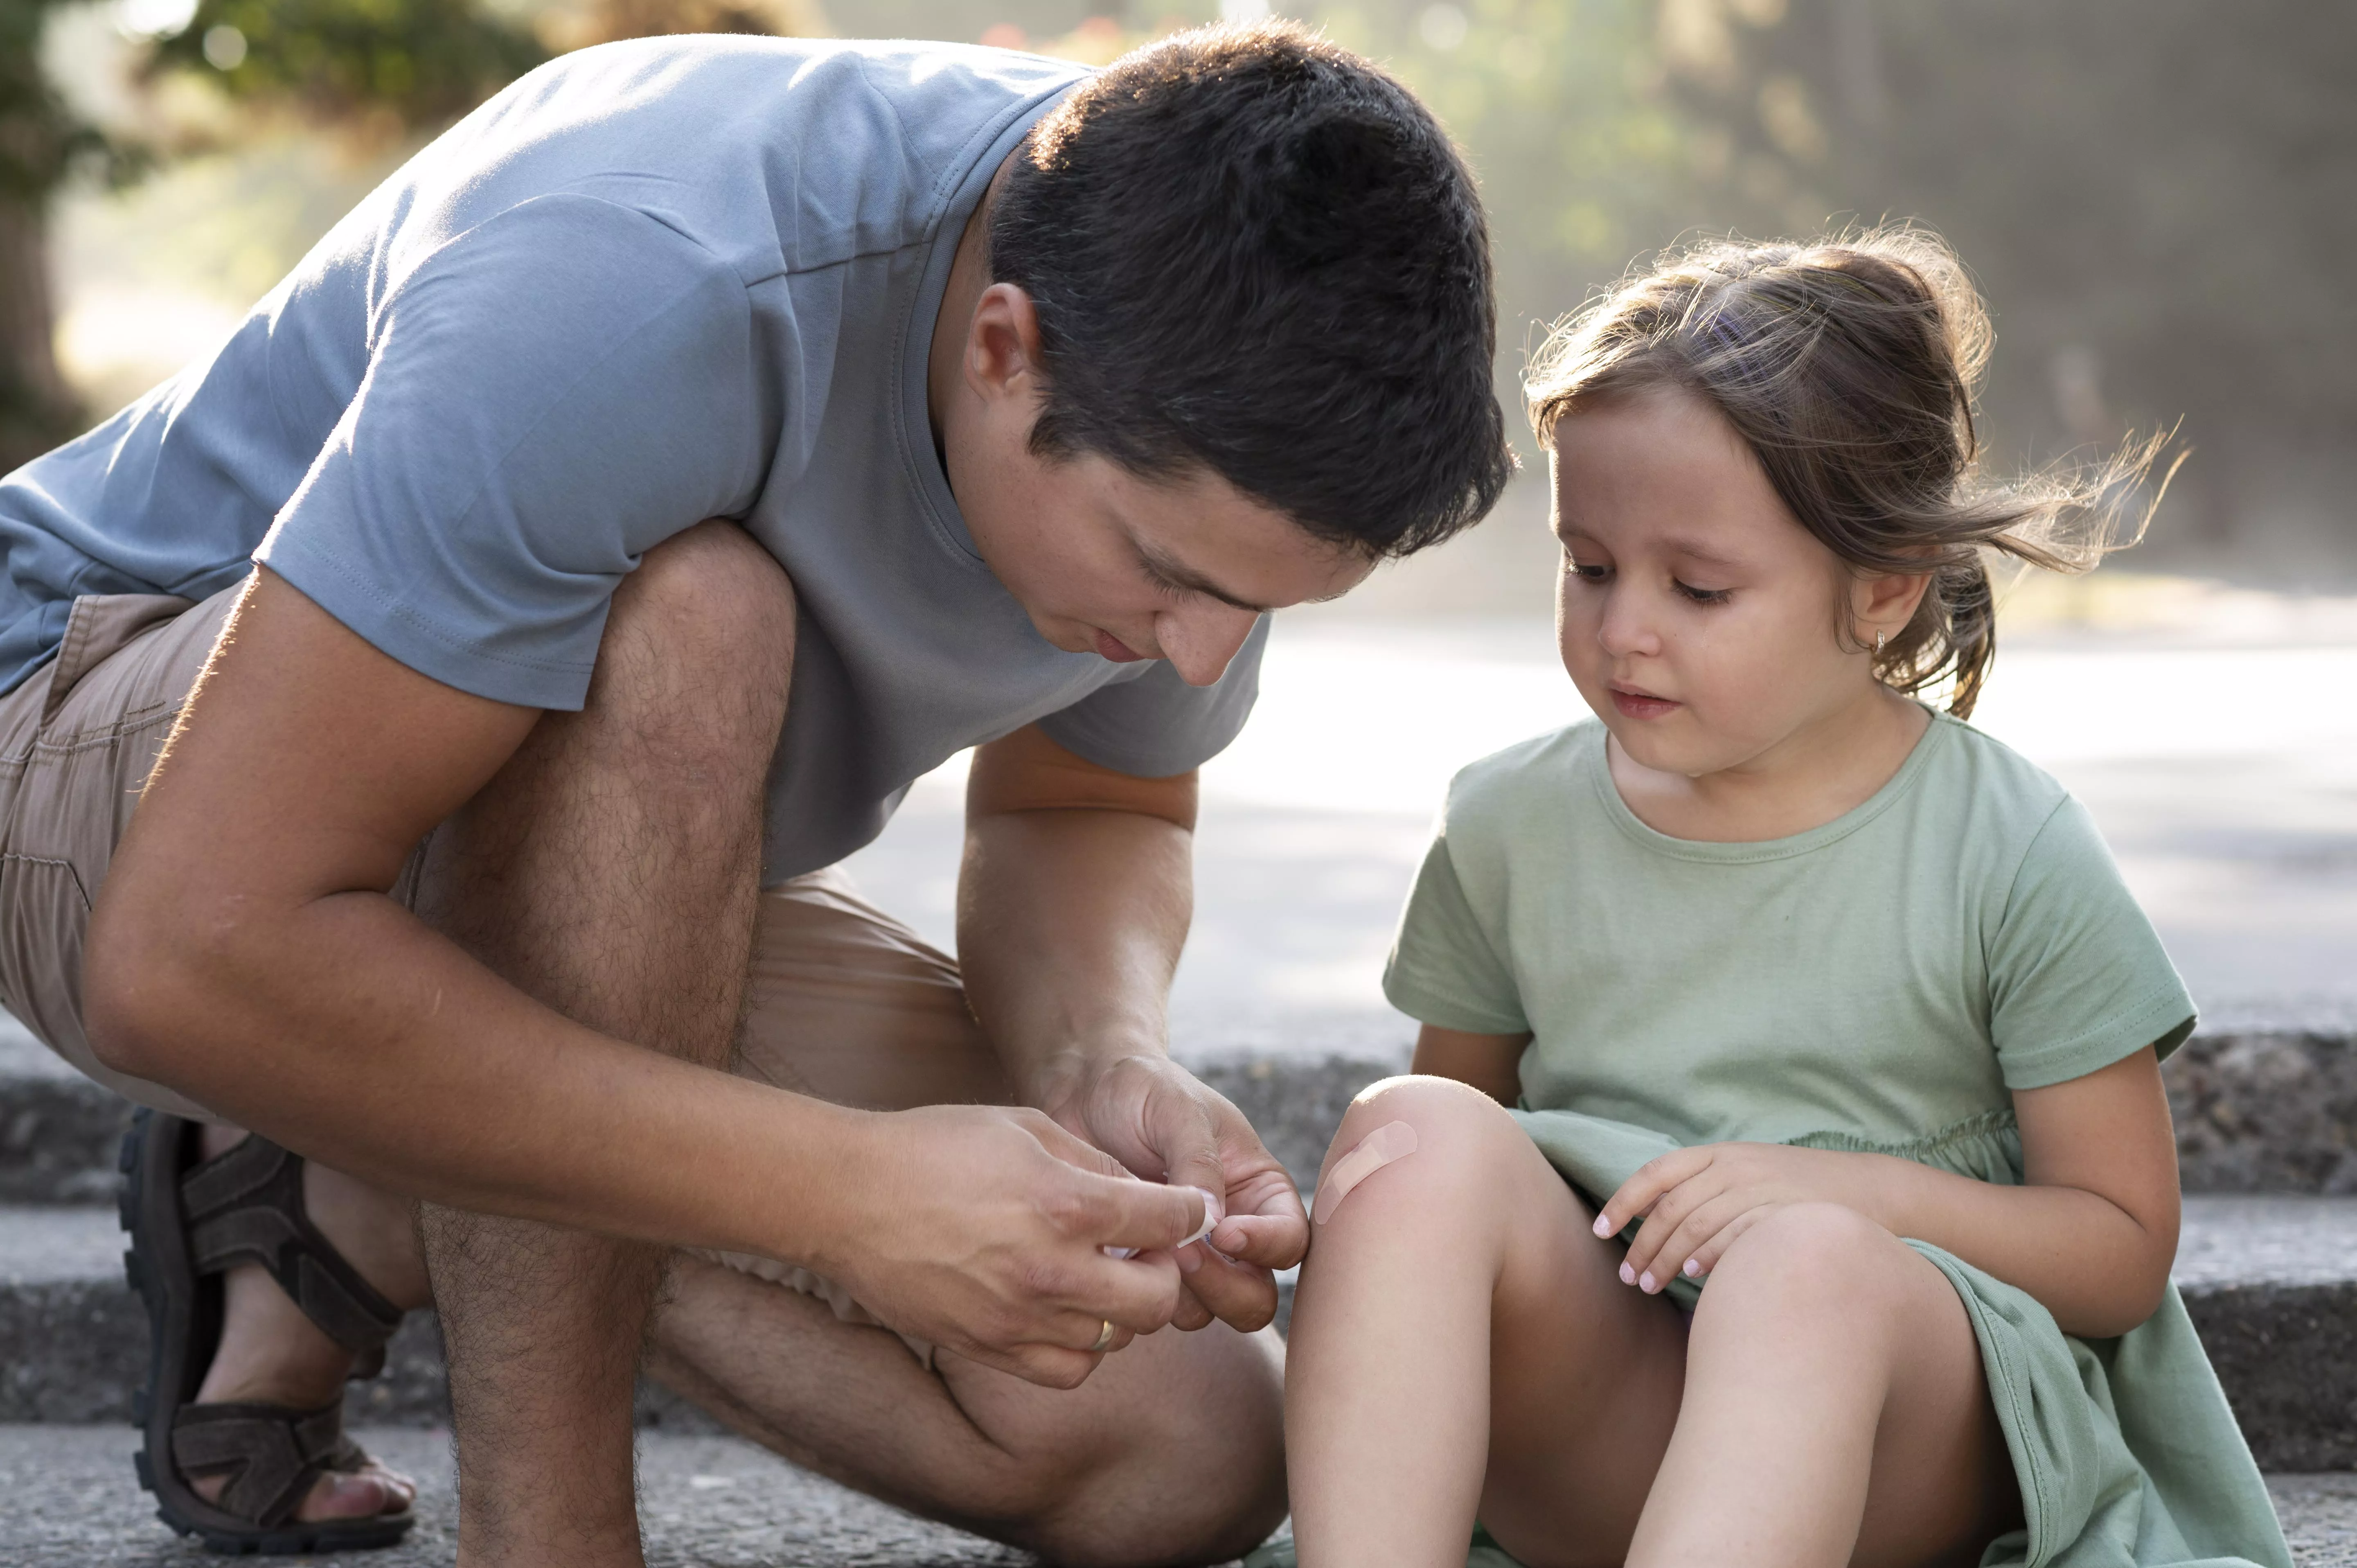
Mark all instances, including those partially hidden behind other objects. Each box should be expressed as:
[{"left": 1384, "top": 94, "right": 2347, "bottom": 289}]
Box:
[
  {"left": 583, "top": 521, "right": 796, "bottom": 767},
  {"left": 606, "top": 521, "right": 796, "bottom": 697},
  {"left": 990, "top": 1329, "right": 1287, "bottom": 1568}
]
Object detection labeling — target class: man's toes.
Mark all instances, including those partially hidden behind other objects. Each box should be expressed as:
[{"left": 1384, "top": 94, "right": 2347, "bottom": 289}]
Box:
[{"left": 296, "top": 1469, "right": 407, "bottom": 1521}]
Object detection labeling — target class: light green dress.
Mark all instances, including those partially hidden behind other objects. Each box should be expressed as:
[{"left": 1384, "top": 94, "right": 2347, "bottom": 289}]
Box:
[{"left": 1295, "top": 714, "right": 2287, "bottom": 1568}]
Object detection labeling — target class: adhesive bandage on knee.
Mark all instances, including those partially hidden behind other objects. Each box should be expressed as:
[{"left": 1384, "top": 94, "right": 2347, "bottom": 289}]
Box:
[{"left": 1311, "top": 1120, "right": 1419, "bottom": 1225}]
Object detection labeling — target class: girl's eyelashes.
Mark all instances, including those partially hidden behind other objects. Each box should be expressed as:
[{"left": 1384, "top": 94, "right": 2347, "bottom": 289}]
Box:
[{"left": 1561, "top": 554, "right": 1729, "bottom": 604}]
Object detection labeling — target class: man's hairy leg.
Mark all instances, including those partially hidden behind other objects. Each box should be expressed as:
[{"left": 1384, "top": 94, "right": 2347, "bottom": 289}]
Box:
[
  {"left": 411, "top": 522, "right": 795, "bottom": 1566},
  {"left": 649, "top": 1257, "right": 1287, "bottom": 1568}
]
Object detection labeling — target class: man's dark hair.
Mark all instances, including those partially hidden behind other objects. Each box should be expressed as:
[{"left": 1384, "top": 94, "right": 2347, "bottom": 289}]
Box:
[{"left": 987, "top": 22, "right": 1513, "bottom": 558}]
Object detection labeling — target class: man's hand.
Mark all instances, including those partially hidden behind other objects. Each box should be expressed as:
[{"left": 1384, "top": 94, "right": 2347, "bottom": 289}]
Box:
[
  {"left": 1594, "top": 1142, "right": 1901, "bottom": 1293},
  {"left": 1039, "top": 1053, "right": 1309, "bottom": 1331},
  {"left": 824, "top": 1103, "right": 1215, "bottom": 1387},
  {"left": 957, "top": 723, "right": 1308, "bottom": 1333}
]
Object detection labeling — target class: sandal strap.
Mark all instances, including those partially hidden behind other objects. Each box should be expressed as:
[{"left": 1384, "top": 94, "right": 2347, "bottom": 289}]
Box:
[
  {"left": 169, "top": 1399, "right": 350, "bottom": 1529},
  {"left": 181, "top": 1136, "right": 403, "bottom": 1375}
]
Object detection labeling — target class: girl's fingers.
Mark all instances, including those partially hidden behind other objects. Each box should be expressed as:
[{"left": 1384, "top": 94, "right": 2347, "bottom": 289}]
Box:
[
  {"left": 1617, "top": 1168, "right": 1722, "bottom": 1282},
  {"left": 1630, "top": 1190, "right": 1749, "bottom": 1291},
  {"left": 1685, "top": 1206, "right": 1771, "bottom": 1280},
  {"left": 1597, "top": 1146, "right": 1712, "bottom": 1238}
]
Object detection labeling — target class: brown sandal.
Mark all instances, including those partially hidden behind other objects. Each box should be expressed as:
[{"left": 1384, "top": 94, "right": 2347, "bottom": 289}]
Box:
[{"left": 120, "top": 1108, "right": 414, "bottom": 1554}]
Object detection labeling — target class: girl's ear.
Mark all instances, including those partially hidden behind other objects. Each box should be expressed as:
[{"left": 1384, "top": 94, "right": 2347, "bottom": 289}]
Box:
[{"left": 1851, "top": 568, "right": 1933, "bottom": 651}]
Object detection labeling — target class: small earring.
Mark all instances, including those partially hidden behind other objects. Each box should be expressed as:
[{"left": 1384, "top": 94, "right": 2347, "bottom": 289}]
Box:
[{"left": 1874, "top": 631, "right": 1887, "bottom": 656}]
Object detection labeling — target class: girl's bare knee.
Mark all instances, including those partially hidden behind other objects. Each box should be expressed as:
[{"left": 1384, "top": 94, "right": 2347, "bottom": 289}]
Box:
[
  {"left": 1312, "top": 1075, "right": 1527, "bottom": 1228},
  {"left": 1697, "top": 1202, "right": 1921, "bottom": 1325}
]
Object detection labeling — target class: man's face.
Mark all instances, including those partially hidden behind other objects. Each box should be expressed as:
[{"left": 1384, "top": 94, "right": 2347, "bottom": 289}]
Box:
[{"left": 938, "top": 282, "right": 1372, "bottom": 687}]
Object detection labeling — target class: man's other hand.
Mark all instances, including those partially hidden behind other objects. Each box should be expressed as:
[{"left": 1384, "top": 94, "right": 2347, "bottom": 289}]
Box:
[
  {"left": 1043, "top": 1054, "right": 1309, "bottom": 1333},
  {"left": 825, "top": 1103, "right": 1214, "bottom": 1388}
]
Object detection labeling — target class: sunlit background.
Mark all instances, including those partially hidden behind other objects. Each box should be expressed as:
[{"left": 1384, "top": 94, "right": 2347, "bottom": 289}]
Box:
[{"left": 9, "top": 0, "right": 2356, "bottom": 1051}]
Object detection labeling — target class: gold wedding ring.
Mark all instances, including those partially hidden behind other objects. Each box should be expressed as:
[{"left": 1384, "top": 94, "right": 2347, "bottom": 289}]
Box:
[{"left": 1089, "top": 1318, "right": 1117, "bottom": 1354}]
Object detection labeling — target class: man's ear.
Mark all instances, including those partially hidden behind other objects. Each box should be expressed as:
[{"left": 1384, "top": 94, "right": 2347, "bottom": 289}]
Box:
[{"left": 964, "top": 282, "right": 1046, "bottom": 406}]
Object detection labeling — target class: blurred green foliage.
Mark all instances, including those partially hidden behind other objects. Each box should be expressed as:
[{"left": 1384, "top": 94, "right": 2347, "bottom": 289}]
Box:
[
  {"left": 18, "top": 0, "right": 2357, "bottom": 572},
  {"left": 142, "top": 0, "right": 548, "bottom": 130},
  {"left": 0, "top": 0, "right": 144, "bottom": 463}
]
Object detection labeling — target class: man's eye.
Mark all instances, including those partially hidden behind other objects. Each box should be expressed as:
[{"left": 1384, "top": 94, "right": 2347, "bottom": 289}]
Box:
[{"left": 1674, "top": 579, "right": 1733, "bottom": 605}]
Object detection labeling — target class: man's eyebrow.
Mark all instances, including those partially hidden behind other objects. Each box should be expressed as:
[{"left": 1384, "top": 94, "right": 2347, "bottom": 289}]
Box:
[{"left": 1138, "top": 540, "right": 1278, "bottom": 613}]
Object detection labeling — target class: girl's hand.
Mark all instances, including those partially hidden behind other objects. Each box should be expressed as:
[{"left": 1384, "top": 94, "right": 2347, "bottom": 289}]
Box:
[{"left": 1594, "top": 1143, "right": 1902, "bottom": 1293}]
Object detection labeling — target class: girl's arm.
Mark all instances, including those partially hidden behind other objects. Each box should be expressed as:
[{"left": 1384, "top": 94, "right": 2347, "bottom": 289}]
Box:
[
  {"left": 1600, "top": 1045, "right": 2181, "bottom": 1339},
  {"left": 1410, "top": 1024, "right": 1531, "bottom": 1106}
]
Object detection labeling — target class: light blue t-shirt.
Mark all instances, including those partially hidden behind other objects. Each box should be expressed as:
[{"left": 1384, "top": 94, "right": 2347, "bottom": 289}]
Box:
[{"left": 0, "top": 37, "right": 1269, "bottom": 883}]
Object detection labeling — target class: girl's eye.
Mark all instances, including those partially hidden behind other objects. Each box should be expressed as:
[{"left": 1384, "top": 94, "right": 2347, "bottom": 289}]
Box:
[
  {"left": 1674, "top": 579, "right": 1733, "bottom": 606},
  {"left": 1568, "top": 560, "right": 1611, "bottom": 583}
]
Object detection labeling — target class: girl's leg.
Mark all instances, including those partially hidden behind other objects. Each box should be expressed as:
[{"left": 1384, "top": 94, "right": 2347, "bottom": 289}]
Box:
[
  {"left": 1627, "top": 1202, "right": 2018, "bottom": 1568},
  {"left": 1285, "top": 1078, "right": 1689, "bottom": 1568}
]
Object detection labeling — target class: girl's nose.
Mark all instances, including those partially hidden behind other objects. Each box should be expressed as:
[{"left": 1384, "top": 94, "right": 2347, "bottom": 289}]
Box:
[
  {"left": 1593, "top": 586, "right": 1661, "bottom": 659},
  {"left": 1158, "top": 602, "right": 1262, "bottom": 688}
]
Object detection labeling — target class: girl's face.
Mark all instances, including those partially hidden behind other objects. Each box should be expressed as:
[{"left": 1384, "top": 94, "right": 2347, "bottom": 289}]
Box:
[{"left": 1550, "top": 387, "right": 1915, "bottom": 781}]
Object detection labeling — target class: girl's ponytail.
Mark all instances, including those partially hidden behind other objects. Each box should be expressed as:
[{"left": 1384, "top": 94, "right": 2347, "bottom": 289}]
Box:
[{"left": 1528, "top": 227, "right": 2176, "bottom": 719}]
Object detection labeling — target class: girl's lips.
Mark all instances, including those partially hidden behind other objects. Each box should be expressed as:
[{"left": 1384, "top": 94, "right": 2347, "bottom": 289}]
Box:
[
  {"left": 1609, "top": 687, "right": 1681, "bottom": 720},
  {"left": 1093, "top": 628, "right": 1149, "bottom": 663}
]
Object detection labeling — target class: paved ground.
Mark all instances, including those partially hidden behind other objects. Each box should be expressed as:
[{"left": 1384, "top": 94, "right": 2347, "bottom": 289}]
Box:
[
  {"left": 843, "top": 595, "right": 2357, "bottom": 1056},
  {"left": 0, "top": 1426, "right": 1032, "bottom": 1567},
  {"left": 3, "top": 1426, "right": 2350, "bottom": 1568}
]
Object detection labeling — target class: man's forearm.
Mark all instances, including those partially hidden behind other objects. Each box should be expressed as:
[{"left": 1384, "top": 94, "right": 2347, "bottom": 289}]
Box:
[
  {"left": 957, "top": 805, "right": 1193, "bottom": 1107},
  {"left": 92, "top": 882, "right": 874, "bottom": 1271}
]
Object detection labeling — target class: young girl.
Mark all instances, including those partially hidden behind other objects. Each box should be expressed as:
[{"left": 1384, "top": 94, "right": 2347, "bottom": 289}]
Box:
[{"left": 1268, "top": 232, "right": 2289, "bottom": 1568}]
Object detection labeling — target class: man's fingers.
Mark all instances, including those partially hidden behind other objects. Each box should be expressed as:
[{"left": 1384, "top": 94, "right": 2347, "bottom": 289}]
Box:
[
  {"left": 1026, "top": 1110, "right": 1141, "bottom": 1183},
  {"left": 1172, "top": 1245, "right": 1280, "bottom": 1332},
  {"left": 1169, "top": 1282, "right": 1217, "bottom": 1332},
  {"left": 1086, "top": 1171, "right": 1209, "bottom": 1255},
  {"left": 1140, "top": 1085, "right": 1228, "bottom": 1224},
  {"left": 1208, "top": 1192, "right": 1308, "bottom": 1270}
]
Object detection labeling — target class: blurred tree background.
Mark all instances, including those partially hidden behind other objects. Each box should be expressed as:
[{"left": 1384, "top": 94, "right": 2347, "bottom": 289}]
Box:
[{"left": 13, "top": 0, "right": 2357, "bottom": 589}]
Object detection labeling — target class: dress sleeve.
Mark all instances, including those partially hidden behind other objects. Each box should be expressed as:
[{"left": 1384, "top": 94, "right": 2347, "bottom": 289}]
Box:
[
  {"left": 255, "top": 194, "right": 768, "bottom": 711},
  {"left": 1034, "top": 615, "right": 1269, "bottom": 778},
  {"left": 1383, "top": 829, "right": 1530, "bottom": 1036},
  {"left": 1987, "top": 796, "right": 2197, "bottom": 1090}
]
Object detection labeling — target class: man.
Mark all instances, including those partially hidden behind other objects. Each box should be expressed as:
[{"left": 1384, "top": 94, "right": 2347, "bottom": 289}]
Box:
[{"left": 0, "top": 22, "right": 1509, "bottom": 1564}]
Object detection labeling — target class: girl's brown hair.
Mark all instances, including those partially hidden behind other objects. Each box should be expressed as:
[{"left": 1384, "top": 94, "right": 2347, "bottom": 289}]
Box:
[{"left": 1525, "top": 228, "right": 2171, "bottom": 719}]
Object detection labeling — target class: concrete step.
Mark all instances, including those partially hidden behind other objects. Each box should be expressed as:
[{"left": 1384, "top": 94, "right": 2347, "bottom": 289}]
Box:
[
  {"left": 5, "top": 1197, "right": 2353, "bottom": 1471},
  {"left": 7, "top": 1025, "right": 2354, "bottom": 1205}
]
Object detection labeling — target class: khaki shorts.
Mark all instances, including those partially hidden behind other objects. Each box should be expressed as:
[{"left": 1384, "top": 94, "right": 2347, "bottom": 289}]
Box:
[{"left": 0, "top": 584, "right": 1009, "bottom": 1361}]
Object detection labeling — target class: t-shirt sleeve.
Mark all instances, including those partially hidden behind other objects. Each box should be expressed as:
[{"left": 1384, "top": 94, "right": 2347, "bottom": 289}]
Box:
[
  {"left": 1987, "top": 795, "right": 2197, "bottom": 1090},
  {"left": 255, "top": 194, "right": 767, "bottom": 710},
  {"left": 1034, "top": 615, "right": 1269, "bottom": 778},
  {"left": 1383, "top": 829, "right": 1530, "bottom": 1036}
]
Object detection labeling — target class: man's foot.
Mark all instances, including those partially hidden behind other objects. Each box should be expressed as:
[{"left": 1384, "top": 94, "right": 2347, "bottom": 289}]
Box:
[
  {"left": 121, "top": 1111, "right": 430, "bottom": 1549},
  {"left": 186, "top": 1228, "right": 419, "bottom": 1521}
]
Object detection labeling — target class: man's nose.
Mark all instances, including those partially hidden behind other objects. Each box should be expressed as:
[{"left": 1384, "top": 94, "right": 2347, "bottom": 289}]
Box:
[{"left": 1157, "top": 602, "right": 1262, "bottom": 687}]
